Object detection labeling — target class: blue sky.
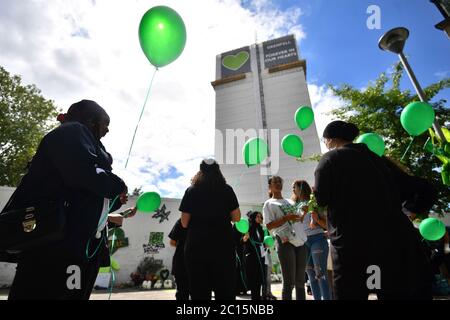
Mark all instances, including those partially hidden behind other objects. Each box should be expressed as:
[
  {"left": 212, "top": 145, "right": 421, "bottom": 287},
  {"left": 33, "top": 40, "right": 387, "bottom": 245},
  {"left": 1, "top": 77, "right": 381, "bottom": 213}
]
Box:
[{"left": 248, "top": 0, "right": 450, "bottom": 101}]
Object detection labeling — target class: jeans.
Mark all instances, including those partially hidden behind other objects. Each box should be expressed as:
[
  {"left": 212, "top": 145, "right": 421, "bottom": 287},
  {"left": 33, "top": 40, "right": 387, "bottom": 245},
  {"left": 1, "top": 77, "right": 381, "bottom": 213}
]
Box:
[
  {"left": 277, "top": 241, "right": 307, "bottom": 300},
  {"left": 305, "top": 233, "right": 331, "bottom": 300},
  {"left": 262, "top": 250, "right": 273, "bottom": 297}
]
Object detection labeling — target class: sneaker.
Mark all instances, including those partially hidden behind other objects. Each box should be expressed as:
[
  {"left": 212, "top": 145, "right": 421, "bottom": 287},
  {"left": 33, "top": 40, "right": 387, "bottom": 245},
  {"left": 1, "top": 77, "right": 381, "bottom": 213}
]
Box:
[
  {"left": 306, "top": 285, "right": 312, "bottom": 296},
  {"left": 266, "top": 293, "right": 277, "bottom": 300}
]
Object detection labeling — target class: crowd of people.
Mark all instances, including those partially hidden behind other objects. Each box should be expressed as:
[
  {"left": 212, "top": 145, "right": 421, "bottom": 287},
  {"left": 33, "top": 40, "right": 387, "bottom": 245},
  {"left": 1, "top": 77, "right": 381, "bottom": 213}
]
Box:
[
  {"left": 168, "top": 120, "right": 446, "bottom": 301},
  {"left": 0, "top": 100, "right": 447, "bottom": 300}
]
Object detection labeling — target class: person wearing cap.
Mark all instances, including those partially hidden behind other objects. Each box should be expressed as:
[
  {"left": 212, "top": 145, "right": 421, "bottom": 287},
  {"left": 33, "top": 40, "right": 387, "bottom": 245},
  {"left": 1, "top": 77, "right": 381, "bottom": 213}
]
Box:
[
  {"left": 4, "top": 100, "right": 129, "bottom": 300},
  {"left": 314, "top": 120, "right": 435, "bottom": 300},
  {"left": 180, "top": 159, "right": 241, "bottom": 300}
]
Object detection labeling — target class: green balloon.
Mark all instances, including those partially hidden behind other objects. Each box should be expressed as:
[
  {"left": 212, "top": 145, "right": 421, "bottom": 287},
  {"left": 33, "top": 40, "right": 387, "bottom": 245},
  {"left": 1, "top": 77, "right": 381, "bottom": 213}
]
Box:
[
  {"left": 139, "top": 6, "right": 186, "bottom": 68},
  {"left": 263, "top": 227, "right": 269, "bottom": 237},
  {"left": 264, "top": 235, "right": 275, "bottom": 247},
  {"left": 281, "top": 134, "right": 304, "bottom": 158},
  {"left": 137, "top": 192, "right": 161, "bottom": 213},
  {"left": 99, "top": 267, "right": 111, "bottom": 273},
  {"left": 400, "top": 102, "right": 435, "bottom": 136},
  {"left": 110, "top": 257, "right": 121, "bottom": 271},
  {"left": 236, "top": 219, "right": 249, "bottom": 234},
  {"left": 295, "top": 106, "right": 314, "bottom": 130},
  {"left": 243, "top": 138, "right": 269, "bottom": 167},
  {"left": 419, "top": 218, "right": 446, "bottom": 241},
  {"left": 356, "top": 133, "right": 385, "bottom": 157}
]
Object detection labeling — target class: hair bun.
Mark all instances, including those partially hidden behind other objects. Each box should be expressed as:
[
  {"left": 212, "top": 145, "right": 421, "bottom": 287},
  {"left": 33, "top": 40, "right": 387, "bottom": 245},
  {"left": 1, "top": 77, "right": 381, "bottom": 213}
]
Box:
[
  {"left": 323, "top": 120, "right": 359, "bottom": 141},
  {"left": 56, "top": 113, "right": 66, "bottom": 123}
]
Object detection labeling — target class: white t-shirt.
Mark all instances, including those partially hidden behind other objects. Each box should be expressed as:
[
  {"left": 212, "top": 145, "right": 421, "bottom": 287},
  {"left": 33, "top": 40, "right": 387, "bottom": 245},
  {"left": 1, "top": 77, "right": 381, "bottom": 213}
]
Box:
[{"left": 263, "top": 198, "right": 307, "bottom": 247}]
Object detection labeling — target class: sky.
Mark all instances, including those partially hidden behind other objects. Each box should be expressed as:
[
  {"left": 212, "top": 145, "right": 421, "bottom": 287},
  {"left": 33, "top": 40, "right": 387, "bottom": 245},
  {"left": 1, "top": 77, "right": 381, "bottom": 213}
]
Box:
[{"left": 0, "top": 0, "right": 449, "bottom": 198}]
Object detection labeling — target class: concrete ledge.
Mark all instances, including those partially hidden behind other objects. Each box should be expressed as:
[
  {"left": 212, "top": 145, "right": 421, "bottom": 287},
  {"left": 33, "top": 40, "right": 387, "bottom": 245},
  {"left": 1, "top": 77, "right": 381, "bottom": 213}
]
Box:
[{"left": 211, "top": 73, "right": 247, "bottom": 88}]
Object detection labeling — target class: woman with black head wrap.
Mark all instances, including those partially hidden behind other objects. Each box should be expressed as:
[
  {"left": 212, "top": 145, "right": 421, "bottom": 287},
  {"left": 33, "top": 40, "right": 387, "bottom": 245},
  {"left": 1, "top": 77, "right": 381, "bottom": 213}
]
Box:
[
  {"left": 3, "top": 100, "right": 128, "bottom": 300},
  {"left": 179, "top": 159, "right": 241, "bottom": 300},
  {"left": 315, "top": 120, "right": 435, "bottom": 300}
]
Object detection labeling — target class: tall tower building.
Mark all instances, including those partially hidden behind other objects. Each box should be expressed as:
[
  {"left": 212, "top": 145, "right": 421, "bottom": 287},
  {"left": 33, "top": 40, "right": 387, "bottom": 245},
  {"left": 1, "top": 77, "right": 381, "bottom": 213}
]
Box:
[{"left": 212, "top": 35, "right": 321, "bottom": 204}]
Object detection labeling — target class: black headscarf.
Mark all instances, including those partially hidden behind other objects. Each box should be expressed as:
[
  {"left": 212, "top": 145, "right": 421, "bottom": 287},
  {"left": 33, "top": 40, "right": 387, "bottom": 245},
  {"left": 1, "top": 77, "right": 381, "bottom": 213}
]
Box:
[
  {"left": 57, "top": 100, "right": 108, "bottom": 135},
  {"left": 57, "top": 100, "right": 112, "bottom": 170}
]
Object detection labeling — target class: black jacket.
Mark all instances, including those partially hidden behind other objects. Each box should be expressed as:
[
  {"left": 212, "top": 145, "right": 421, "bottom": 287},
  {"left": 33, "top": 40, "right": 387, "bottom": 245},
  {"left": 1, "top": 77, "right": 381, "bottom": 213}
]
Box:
[
  {"left": 315, "top": 143, "right": 434, "bottom": 295},
  {"left": 1, "top": 122, "right": 126, "bottom": 264}
]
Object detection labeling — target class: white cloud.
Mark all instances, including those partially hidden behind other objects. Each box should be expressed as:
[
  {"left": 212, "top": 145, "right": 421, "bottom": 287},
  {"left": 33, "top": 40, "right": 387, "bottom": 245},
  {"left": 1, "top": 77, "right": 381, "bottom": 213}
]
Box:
[
  {"left": 0, "top": 0, "right": 307, "bottom": 198},
  {"left": 307, "top": 84, "right": 345, "bottom": 153},
  {"left": 434, "top": 70, "right": 449, "bottom": 80}
]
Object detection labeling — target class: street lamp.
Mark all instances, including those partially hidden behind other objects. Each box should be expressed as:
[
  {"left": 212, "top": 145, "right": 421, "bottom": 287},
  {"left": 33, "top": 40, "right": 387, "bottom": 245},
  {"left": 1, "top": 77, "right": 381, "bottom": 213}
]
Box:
[
  {"left": 430, "top": 0, "right": 450, "bottom": 38},
  {"left": 378, "top": 27, "right": 446, "bottom": 141}
]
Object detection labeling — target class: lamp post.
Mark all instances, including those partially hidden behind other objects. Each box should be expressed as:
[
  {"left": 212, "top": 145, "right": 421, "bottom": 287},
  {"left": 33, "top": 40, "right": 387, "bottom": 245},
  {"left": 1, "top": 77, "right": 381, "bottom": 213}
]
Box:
[
  {"left": 430, "top": 0, "right": 450, "bottom": 38},
  {"left": 378, "top": 27, "right": 446, "bottom": 142}
]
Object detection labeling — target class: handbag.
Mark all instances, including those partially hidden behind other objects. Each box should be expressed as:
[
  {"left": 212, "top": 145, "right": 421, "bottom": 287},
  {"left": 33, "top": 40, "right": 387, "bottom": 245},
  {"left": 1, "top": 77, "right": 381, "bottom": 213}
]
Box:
[{"left": 0, "top": 200, "right": 67, "bottom": 253}]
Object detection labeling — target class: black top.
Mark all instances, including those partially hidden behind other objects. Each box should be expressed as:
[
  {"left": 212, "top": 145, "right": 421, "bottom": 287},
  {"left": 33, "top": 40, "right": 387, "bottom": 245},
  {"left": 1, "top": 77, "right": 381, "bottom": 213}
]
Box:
[
  {"left": 179, "top": 184, "right": 239, "bottom": 251},
  {"left": 314, "top": 143, "right": 434, "bottom": 292},
  {"left": 168, "top": 219, "right": 187, "bottom": 276},
  {"left": 1, "top": 122, "right": 126, "bottom": 263},
  {"left": 315, "top": 143, "right": 396, "bottom": 252},
  {"left": 244, "top": 223, "right": 265, "bottom": 261}
]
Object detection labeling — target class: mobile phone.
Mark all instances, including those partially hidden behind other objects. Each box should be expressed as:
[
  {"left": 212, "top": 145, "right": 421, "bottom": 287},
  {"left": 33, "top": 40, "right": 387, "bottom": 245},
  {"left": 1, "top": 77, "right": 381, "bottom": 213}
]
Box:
[{"left": 121, "top": 208, "right": 134, "bottom": 217}]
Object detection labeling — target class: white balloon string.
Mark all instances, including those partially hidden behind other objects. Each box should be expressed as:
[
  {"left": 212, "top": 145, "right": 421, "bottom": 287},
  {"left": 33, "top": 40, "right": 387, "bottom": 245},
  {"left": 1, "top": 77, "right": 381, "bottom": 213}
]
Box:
[{"left": 125, "top": 67, "right": 158, "bottom": 169}]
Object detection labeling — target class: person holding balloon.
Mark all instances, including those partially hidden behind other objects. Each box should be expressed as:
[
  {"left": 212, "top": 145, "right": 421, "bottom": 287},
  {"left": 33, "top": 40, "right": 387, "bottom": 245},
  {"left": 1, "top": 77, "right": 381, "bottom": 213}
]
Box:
[
  {"left": 180, "top": 159, "right": 241, "bottom": 300},
  {"left": 263, "top": 176, "right": 308, "bottom": 300},
  {"left": 291, "top": 180, "right": 331, "bottom": 300},
  {"left": 3, "top": 100, "right": 129, "bottom": 300},
  {"left": 242, "top": 211, "right": 267, "bottom": 300},
  {"left": 315, "top": 120, "right": 435, "bottom": 300}
]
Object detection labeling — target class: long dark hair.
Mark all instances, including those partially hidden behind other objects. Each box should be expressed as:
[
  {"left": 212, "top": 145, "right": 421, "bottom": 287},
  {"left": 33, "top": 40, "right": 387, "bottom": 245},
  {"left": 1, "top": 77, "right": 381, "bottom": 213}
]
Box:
[
  {"left": 247, "top": 211, "right": 264, "bottom": 242},
  {"left": 191, "top": 160, "right": 227, "bottom": 190},
  {"left": 291, "top": 180, "right": 312, "bottom": 203}
]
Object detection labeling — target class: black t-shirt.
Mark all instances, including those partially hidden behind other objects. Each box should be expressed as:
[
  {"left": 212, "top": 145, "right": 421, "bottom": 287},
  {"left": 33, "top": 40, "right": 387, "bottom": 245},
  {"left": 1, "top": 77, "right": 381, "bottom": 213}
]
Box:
[
  {"left": 179, "top": 184, "right": 239, "bottom": 250},
  {"left": 168, "top": 219, "right": 187, "bottom": 276}
]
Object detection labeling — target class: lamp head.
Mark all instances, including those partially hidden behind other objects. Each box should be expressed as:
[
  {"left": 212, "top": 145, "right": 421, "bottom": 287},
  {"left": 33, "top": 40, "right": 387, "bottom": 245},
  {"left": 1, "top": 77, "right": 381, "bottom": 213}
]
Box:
[{"left": 378, "top": 27, "right": 409, "bottom": 54}]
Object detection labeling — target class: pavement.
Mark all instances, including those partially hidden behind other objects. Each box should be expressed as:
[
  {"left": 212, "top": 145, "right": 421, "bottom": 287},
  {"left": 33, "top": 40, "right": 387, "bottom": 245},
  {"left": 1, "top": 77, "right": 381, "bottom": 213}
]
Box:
[
  {"left": 0, "top": 282, "right": 378, "bottom": 300},
  {"left": 1, "top": 282, "right": 449, "bottom": 300}
]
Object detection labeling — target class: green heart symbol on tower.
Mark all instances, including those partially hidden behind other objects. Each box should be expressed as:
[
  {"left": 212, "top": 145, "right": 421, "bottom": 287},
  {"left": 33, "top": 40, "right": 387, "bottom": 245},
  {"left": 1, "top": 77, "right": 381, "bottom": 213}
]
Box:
[{"left": 222, "top": 51, "right": 249, "bottom": 71}]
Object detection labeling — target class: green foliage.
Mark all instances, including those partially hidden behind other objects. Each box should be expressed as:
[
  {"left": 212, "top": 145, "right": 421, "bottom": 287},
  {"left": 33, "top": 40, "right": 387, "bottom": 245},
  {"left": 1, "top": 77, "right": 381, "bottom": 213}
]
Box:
[
  {"left": 329, "top": 62, "right": 450, "bottom": 214},
  {"left": 0, "top": 66, "right": 60, "bottom": 186}
]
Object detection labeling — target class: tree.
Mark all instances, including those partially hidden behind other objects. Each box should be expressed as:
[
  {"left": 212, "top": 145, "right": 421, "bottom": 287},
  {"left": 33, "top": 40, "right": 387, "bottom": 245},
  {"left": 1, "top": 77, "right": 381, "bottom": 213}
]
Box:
[
  {"left": 0, "top": 66, "right": 60, "bottom": 187},
  {"left": 131, "top": 187, "right": 143, "bottom": 197},
  {"left": 329, "top": 62, "right": 450, "bottom": 214}
]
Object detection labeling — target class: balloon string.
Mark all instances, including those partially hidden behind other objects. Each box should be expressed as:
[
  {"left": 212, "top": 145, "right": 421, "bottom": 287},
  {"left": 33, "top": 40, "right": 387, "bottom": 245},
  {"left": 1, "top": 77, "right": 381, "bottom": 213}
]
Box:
[
  {"left": 233, "top": 170, "right": 247, "bottom": 188},
  {"left": 108, "top": 227, "right": 117, "bottom": 301},
  {"left": 401, "top": 136, "right": 415, "bottom": 162},
  {"left": 125, "top": 67, "right": 158, "bottom": 169}
]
